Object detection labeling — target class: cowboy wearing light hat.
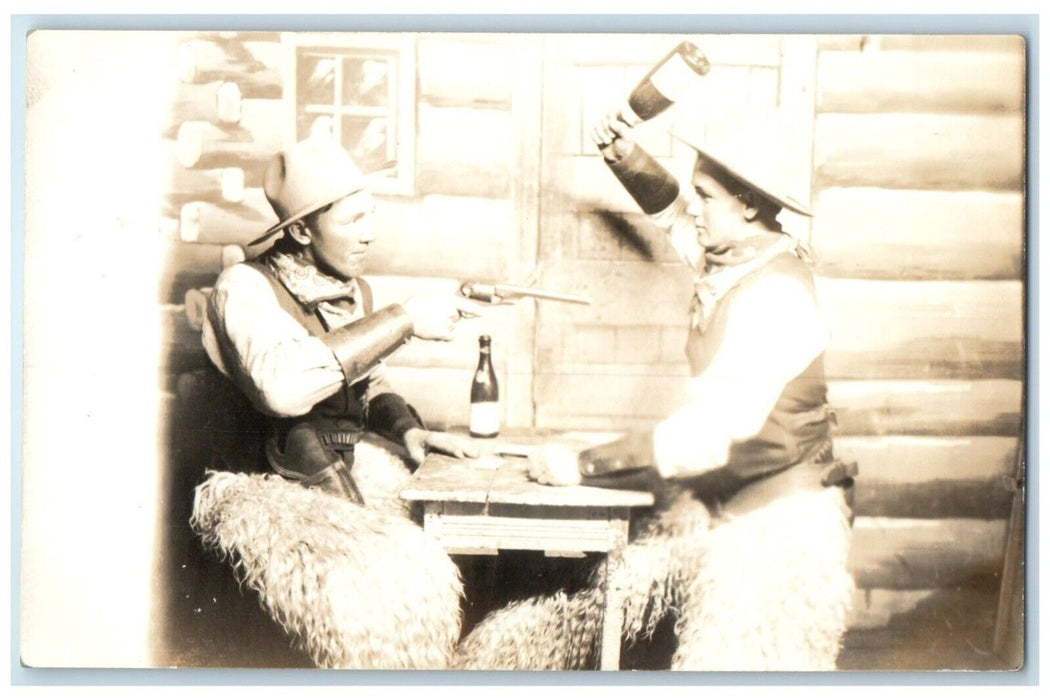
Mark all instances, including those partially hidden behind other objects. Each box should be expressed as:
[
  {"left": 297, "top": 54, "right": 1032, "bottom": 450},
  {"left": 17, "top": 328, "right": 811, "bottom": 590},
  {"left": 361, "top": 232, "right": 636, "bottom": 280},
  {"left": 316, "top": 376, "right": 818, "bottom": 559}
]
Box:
[
  {"left": 202, "top": 135, "right": 483, "bottom": 501},
  {"left": 519, "top": 110, "right": 857, "bottom": 670}
]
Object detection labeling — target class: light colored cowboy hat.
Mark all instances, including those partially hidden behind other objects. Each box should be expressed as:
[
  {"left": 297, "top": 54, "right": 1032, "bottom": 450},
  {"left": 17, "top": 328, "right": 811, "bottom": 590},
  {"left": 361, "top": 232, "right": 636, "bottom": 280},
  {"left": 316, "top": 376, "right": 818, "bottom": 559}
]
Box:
[
  {"left": 671, "top": 119, "right": 814, "bottom": 217},
  {"left": 249, "top": 135, "right": 383, "bottom": 247}
]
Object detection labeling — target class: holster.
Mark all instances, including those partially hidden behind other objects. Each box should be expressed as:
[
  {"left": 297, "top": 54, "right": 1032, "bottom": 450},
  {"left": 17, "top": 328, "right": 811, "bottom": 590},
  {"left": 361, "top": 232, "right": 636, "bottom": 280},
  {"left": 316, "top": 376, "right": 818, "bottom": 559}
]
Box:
[{"left": 265, "top": 418, "right": 366, "bottom": 504}]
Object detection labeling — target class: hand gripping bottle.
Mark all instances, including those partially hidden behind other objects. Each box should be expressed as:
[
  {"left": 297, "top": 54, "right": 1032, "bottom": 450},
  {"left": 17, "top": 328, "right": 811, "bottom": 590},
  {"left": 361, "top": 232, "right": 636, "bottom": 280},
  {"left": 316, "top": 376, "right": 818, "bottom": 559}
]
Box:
[{"left": 606, "top": 42, "right": 710, "bottom": 215}]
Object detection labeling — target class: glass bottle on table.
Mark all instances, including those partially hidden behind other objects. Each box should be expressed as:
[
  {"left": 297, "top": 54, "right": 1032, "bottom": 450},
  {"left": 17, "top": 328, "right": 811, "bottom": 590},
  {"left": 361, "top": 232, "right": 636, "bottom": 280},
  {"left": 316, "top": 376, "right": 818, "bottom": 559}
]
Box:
[{"left": 470, "top": 335, "right": 500, "bottom": 438}]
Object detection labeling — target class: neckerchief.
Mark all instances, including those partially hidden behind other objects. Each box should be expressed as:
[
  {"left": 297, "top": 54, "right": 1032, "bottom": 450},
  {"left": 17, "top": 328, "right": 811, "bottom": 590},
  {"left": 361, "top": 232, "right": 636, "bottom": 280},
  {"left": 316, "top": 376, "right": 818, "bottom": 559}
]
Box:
[
  {"left": 690, "top": 233, "right": 811, "bottom": 332},
  {"left": 267, "top": 251, "right": 362, "bottom": 329}
]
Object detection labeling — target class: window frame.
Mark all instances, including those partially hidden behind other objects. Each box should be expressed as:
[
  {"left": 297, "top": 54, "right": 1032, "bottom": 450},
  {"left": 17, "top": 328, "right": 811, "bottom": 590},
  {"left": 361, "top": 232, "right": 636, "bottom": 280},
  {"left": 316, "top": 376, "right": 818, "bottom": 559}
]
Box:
[{"left": 282, "top": 33, "right": 417, "bottom": 196}]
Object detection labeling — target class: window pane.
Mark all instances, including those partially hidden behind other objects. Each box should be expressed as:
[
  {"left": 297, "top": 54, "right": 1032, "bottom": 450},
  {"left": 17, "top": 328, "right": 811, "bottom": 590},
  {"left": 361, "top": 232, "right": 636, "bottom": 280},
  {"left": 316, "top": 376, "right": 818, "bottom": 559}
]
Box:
[
  {"left": 297, "top": 113, "right": 335, "bottom": 143},
  {"left": 297, "top": 54, "right": 336, "bottom": 109},
  {"left": 341, "top": 57, "right": 390, "bottom": 108},
  {"left": 341, "top": 115, "right": 390, "bottom": 173}
]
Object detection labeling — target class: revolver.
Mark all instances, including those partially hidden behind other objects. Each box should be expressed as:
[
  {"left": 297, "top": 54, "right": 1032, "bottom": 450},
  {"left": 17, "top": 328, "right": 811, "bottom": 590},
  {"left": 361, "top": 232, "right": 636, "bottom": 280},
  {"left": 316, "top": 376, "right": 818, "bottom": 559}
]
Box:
[{"left": 459, "top": 281, "right": 591, "bottom": 306}]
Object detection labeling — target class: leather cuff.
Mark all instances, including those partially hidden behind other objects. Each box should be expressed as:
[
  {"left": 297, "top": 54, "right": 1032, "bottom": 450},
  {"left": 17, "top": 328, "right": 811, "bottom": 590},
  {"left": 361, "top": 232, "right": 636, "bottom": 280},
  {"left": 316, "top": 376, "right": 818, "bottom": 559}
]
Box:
[
  {"left": 367, "top": 392, "right": 425, "bottom": 445},
  {"left": 606, "top": 145, "right": 681, "bottom": 215},
  {"left": 578, "top": 430, "right": 657, "bottom": 477},
  {"left": 321, "top": 304, "right": 413, "bottom": 384}
]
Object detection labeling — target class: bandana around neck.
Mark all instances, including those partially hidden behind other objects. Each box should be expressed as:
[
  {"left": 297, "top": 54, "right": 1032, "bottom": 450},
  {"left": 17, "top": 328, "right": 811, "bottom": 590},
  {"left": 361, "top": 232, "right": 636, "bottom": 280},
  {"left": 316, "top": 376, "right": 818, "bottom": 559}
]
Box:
[
  {"left": 267, "top": 250, "right": 360, "bottom": 310},
  {"left": 690, "top": 233, "right": 810, "bottom": 332}
]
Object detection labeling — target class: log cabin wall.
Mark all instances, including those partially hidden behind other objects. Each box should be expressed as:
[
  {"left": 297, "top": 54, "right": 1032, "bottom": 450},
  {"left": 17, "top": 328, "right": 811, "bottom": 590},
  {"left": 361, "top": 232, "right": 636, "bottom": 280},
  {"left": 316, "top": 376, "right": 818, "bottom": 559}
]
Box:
[
  {"left": 811, "top": 35, "right": 1025, "bottom": 668},
  {"left": 159, "top": 32, "right": 1026, "bottom": 668}
]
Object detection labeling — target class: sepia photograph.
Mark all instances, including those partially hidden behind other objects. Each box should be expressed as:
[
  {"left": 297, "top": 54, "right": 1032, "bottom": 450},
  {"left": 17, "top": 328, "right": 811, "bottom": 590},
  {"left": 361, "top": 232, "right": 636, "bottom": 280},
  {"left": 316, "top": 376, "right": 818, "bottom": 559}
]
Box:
[{"left": 17, "top": 21, "right": 1029, "bottom": 676}]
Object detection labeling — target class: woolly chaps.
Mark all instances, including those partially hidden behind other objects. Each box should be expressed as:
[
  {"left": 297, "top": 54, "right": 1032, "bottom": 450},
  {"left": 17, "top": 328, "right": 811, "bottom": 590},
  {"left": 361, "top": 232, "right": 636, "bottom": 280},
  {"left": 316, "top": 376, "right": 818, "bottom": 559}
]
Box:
[
  {"left": 190, "top": 437, "right": 463, "bottom": 669},
  {"left": 454, "top": 484, "right": 854, "bottom": 671}
]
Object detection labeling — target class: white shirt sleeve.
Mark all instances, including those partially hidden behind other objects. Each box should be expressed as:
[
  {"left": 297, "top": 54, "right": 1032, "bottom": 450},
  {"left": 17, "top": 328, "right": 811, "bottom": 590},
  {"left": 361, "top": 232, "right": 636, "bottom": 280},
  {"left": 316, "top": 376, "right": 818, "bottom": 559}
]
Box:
[
  {"left": 652, "top": 269, "right": 829, "bottom": 479},
  {"left": 201, "top": 264, "right": 347, "bottom": 417},
  {"left": 649, "top": 194, "right": 705, "bottom": 271}
]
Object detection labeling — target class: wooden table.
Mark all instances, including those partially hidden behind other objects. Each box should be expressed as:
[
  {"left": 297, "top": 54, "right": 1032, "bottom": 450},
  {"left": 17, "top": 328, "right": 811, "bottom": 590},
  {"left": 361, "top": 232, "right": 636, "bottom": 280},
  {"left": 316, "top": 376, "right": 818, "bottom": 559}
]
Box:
[{"left": 400, "top": 445, "right": 654, "bottom": 670}]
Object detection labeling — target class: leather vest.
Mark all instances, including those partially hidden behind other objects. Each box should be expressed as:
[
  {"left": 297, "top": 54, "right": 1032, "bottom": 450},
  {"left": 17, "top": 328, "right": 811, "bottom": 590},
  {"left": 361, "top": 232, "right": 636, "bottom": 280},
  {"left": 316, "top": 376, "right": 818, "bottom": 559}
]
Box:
[
  {"left": 684, "top": 251, "right": 832, "bottom": 489},
  {"left": 244, "top": 260, "right": 374, "bottom": 435}
]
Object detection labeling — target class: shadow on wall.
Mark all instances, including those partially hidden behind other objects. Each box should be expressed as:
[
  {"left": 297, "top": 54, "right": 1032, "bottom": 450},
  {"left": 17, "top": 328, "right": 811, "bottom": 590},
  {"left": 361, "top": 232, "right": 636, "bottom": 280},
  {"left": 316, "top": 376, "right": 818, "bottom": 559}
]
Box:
[{"left": 592, "top": 208, "right": 657, "bottom": 262}]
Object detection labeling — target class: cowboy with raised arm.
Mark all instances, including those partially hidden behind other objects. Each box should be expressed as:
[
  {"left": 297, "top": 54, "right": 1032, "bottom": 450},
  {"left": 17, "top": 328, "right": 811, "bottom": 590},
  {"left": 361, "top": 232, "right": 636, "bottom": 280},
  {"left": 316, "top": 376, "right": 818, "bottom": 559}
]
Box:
[
  {"left": 202, "top": 135, "right": 482, "bottom": 502},
  {"left": 523, "top": 110, "right": 857, "bottom": 670}
]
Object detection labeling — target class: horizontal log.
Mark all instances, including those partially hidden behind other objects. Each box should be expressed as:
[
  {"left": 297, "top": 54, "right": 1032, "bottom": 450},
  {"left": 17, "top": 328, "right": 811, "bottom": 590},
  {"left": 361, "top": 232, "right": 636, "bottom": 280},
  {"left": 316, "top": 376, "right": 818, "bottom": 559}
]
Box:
[
  {"left": 827, "top": 379, "right": 1023, "bottom": 436},
  {"left": 416, "top": 104, "right": 515, "bottom": 199},
  {"left": 177, "top": 38, "right": 283, "bottom": 98},
  {"left": 814, "top": 112, "right": 1025, "bottom": 191},
  {"left": 817, "top": 49, "right": 1025, "bottom": 114},
  {"left": 178, "top": 189, "right": 275, "bottom": 244},
  {"left": 855, "top": 478, "right": 1015, "bottom": 521},
  {"left": 818, "top": 278, "right": 1023, "bottom": 380},
  {"left": 175, "top": 100, "right": 284, "bottom": 171},
  {"left": 840, "top": 436, "right": 1019, "bottom": 519},
  {"left": 161, "top": 241, "right": 225, "bottom": 277},
  {"left": 839, "top": 435, "right": 1017, "bottom": 484},
  {"left": 166, "top": 80, "right": 241, "bottom": 132},
  {"left": 162, "top": 156, "right": 245, "bottom": 216},
  {"left": 366, "top": 195, "right": 516, "bottom": 279},
  {"left": 417, "top": 37, "right": 514, "bottom": 108},
  {"left": 811, "top": 188, "right": 1024, "bottom": 280},
  {"left": 849, "top": 516, "right": 1007, "bottom": 589}
]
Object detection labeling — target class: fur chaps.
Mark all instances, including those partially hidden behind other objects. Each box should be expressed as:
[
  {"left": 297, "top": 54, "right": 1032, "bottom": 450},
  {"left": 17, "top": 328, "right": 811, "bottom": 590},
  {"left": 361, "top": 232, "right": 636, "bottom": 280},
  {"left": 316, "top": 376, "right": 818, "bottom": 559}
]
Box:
[
  {"left": 671, "top": 486, "right": 855, "bottom": 670},
  {"left": 454, "top": 484, "right": 853, "bottom": 671},
  {"left": 189, "top": 436, "right": 463, "bottom": 669}
]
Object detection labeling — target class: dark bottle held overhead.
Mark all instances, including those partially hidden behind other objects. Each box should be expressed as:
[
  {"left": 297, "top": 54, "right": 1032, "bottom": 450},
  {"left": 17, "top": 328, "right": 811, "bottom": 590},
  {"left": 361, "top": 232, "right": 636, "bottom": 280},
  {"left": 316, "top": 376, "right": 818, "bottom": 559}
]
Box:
[
  {"left": 470, "top": 335, "right": 500, "bottom": 438},
  {"left": 620, "top": 41, "right": 710, "bottom": 126},
  {"left": 605, "top": 41, "right": 710, "bottom": 215}
]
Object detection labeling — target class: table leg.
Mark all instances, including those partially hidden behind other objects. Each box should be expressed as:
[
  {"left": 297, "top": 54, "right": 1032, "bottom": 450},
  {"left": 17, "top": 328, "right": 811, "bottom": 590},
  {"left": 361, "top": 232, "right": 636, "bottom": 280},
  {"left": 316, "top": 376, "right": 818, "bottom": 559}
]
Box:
[{"left": 599, "top": 513, "right": 629, "bottom": 670}]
